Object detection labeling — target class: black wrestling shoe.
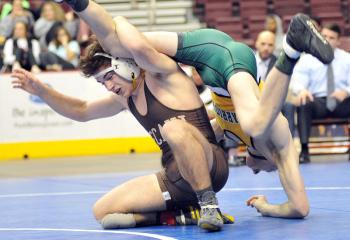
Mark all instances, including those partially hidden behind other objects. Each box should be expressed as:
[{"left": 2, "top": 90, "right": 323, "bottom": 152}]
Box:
[{"left": 286, "top": 13, "right": 334, "bottom": 64}]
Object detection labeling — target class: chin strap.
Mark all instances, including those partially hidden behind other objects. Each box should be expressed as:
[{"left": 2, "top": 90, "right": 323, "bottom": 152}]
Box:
[
  {"left": 132, "top": 71, "right": 144, "bottom": 90},
  {"left": 132, "top": 78, "right": 137, "bottom": 90}
]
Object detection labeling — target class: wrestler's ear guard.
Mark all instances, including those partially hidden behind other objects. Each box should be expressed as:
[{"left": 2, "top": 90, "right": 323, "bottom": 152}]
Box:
[{"left": 93, "top": 53, "right": 140, "bottom": 82}]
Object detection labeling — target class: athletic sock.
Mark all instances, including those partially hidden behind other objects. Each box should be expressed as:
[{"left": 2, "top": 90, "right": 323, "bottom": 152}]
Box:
[
  {"left": 275, "top": 51, "right": 299, "bottom": 75},
  {"left": 196, "top": 186, "right": 217, "bottom": 206},
  {"left": 283, "top": 35, "right": 301, "bottom": 59},
  {"left": 100, "top": 213, "right": 136, "bottom": 229}
]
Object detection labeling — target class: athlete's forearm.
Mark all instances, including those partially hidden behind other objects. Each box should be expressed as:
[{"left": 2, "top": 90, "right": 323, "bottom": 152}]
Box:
[
  {"left": 38, "top": 84, "right": 88, "bottom": 122},
  {"left": 274, "top": 138, "right": 310, "bottom": 219},
  {"left": 259, "top": 201, "right": 307, "bottom": 219}
]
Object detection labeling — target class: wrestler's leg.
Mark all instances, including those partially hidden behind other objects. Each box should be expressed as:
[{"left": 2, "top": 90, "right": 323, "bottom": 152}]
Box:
[
  {"left": 55, "top": 0, "right": 178, "bottom": 58},
  {"left": 259, "top": 13, "right": 333, "bottom": 130},
  {"left": 229, "top": 14, "right": 334, "bottom": 137},
  {"left": 227, "top": 72, "right": 308, "bottom": 217},
  {"left": 227, "top": 72, "right": 269, "bottom": 138},
  {"left": 93, "top": 174, "right": 166, "bottom": 228},
  {"left": 162, "top": 119, "right": 213, "bottom": 191},
  {"left": 161, "top": 119, "right": 224, "bottom": 231}
]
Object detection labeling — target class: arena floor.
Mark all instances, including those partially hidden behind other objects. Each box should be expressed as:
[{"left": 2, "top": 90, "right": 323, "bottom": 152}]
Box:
[{"left": 0, "top": 153, "right": 349, "bottom": 240}]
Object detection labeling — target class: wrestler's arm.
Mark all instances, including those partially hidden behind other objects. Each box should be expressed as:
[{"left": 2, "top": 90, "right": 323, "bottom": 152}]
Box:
[
  {"left": 275, "top": 152, "right": 309, "bottom": 218},
  {"left": 247, "top": 140, "right": 309, "bottom": 218},
  {"left": 68, "top": 0, "right": 131, "bottom": 58},
  {"left": 67, "top": 1, "right": 178, "bottom": 59},
  {"left": 11, "top": 68, "right": 125, "bottom": 121},
  {"left": 113, "top": 16, "right": 178, "bottom": 74}
]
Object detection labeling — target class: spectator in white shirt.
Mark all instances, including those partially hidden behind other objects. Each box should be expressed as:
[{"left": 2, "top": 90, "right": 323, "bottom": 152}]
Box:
[
  {"left": 291, "top": 23, "right": 350, "bottom": 163},
  {"left": 3, "top": 20, "right": 41, "bottom": 73}
]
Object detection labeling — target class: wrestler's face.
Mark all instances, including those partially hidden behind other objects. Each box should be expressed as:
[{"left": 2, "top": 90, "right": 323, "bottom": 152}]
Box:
[
  {"left": 246, "top": 154, "right": 277, "bottom": 174},
  {"left": 95, "top": 65, "right": 134, "bottom": 98}
]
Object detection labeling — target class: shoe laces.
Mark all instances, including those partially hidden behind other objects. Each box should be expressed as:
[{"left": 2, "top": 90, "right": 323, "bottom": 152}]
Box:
[{"left": 199, "top": 198, "right": 221, "bottom": 219}]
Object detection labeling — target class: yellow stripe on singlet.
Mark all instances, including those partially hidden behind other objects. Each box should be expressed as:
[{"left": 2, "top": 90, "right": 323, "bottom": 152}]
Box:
[
  {"left": 211, "top": 91, "right": 252, "bottom": 146},
  {"left": 210, "top": 81, "right": 264, "bottom": 147}
]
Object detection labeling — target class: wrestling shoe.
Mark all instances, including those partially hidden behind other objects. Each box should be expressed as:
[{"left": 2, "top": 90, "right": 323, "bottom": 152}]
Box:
[
  {"left": 159, "top": 207, "right": 234, "bottom": 226},
  {"left": 198, "top": 205, "right": 224, "bottom": 231},
  {"left": 285, "top": 13, "right": 334, "bottom": 64},
  {"left": 197, "top": 192, "right": 224, "bottom": 231},
  {"left": 175, "top": 206, "right": 234, "bottom": 225}
]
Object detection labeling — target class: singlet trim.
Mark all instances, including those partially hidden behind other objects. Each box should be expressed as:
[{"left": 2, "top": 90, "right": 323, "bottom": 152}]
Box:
[{"left": 128, "top": 81, "right": 205, "bottom": 118}]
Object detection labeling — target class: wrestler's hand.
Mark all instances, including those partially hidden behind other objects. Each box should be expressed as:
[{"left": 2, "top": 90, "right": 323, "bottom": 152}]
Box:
[
  {"left": 11, "top": 68, "right": 46, "bottom": 96},
  {"left": 246, "top": 195, "right": 268, "bottom": 215}
]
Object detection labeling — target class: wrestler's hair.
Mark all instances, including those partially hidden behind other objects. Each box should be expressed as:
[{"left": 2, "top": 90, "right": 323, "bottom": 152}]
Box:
[{"left": 79, "top": 37, "right": 110, "bottom": 77}]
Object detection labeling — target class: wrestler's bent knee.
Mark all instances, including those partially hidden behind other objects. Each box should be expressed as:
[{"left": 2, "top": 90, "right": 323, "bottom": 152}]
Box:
[{"left": 162, "top": 119, "right": 189, "bottom": 144}]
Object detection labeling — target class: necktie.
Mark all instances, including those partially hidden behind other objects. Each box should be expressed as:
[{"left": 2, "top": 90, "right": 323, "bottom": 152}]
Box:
[{"left": 326, "top": 64, "right": 337, "bottom": 111}]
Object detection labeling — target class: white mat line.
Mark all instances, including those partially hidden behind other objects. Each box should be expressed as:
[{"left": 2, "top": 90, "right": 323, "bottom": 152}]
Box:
[
  {"left": 1, "top": 187, "right": 350, "bottom": 198},
  {"left": 0, "top": 228, "right": 177, "bottom": 240},
  {"left": 0, "top": 191, "right": 105, "bottom": 198},
  {"left": 223, "top": 187, "right": 350, "bottom": 191}
]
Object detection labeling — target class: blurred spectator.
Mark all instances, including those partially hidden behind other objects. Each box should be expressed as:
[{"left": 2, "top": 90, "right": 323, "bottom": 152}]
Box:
[
  {"left": 0, "top": 0, "right": 29, "bottom": 20},
  {"left": 291, "top": 23, "right": 350, "bottom": 163},
  {"left": 0, "top": 0, "right": 35, "bottom": 45},
  {"left": 34, "top": 1, "right": 78, "bottom": 49},
  {"left": 0, "top": 50, "right": 4, "bottom": 72},
  {"left": 255, "top": 30, "right": 276, "bottom": 81},
  {"left": 3, "top": 21, "right": 41, "bottom": 73},
  {"left": 40, "top": 26, "right": 80, "bottom": 71},
  {"left": 28, "top": 0, "right": 46, "bottom": 20},
  {"left": 264, "top": 14, "right": 284, "bottom": 56}
]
